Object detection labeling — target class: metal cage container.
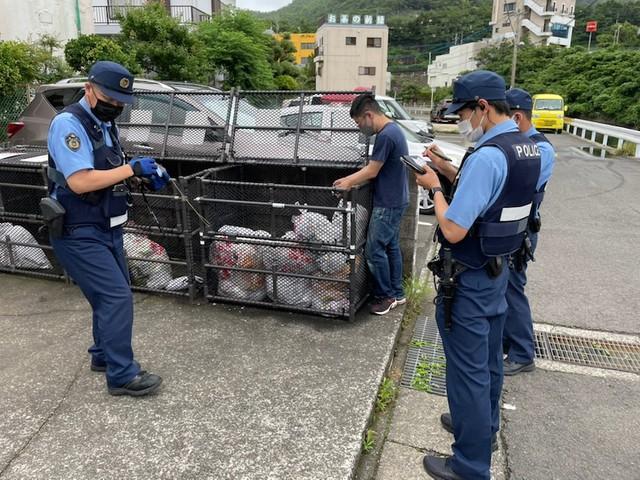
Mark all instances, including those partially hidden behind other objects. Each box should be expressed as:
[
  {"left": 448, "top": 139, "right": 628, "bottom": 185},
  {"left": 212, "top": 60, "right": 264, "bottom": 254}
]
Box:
[{"left": 194, "top": 164, "right": 372, "bottom": 320}]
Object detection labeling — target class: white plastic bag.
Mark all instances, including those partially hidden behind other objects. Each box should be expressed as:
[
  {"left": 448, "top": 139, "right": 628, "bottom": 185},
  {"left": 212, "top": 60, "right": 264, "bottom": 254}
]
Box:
[
  {"left": 212, "top": 226, "right": 267, "bottom": 301},
  {"left": 331, "top": 199, "right": 369, "bottom": 244},
  {"left": 263, "top": 231, "right": 317, "bottom": 274},
  {"left": 0, "top": 223, "right": 52, "bottom": 269},
  {"left": 292, "top": 209, "right": 338, "bottom": 244},
  {"left": 123, "top": 232, "right": 172, "bottom": 289},
  {"left": 266, "top": 274, "right": 311, "bottom": 306}
]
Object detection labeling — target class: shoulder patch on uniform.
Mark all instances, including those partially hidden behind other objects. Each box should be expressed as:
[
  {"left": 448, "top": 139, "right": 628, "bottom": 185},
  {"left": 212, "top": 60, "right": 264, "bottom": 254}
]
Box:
[{"left": 65, "top": 133, "right": 81, "bottom": 151}]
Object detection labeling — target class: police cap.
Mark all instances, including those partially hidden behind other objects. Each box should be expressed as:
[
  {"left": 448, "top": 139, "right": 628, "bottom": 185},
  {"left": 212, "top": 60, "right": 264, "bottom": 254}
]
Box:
[
  {"left": 505, "top": 88, "right": 533, "bottom": 111},
  {"left": 88, "top": 61, "right": 134, "bottom": 104},
  {"left": 445, "top": 70, "right": 507, "bottom": 115}
]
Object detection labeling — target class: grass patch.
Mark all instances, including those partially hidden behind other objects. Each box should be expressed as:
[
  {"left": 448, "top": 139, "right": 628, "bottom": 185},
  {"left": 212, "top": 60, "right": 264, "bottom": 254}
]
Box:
[
  {"left": 362, "top": 429, "right": 376, "bottom": 454},
  {"left": 410, "top": 354, "right": 446, "bottom": 393},
  {"left": 375, "top": 377, "right": 397, "bottom": 414},
  {"left": 402, "top": 275, "right": 431, "bottom": 327},
  {"left": 614, "top": 141, "right": 637, "bottom": 157}
]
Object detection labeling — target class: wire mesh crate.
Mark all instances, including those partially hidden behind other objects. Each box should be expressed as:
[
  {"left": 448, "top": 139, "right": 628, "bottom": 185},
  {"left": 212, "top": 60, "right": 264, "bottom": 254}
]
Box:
[
  {"left": 228, "top": 90, "right": 371, "bottom": 166},
  {"left": 117, "top": 90, "right": 233, "bottom": 163},
  {"left": 123, "top": 227, "right": 201, "bottom": 299},
  {"left": 0, "top": 151, "right": 49, "bottom": 220},
  {"left": 0, "top": 215, "right": 66, "bottom": 280},
  {"left": 193, "top": 164, "right": 372, "bottom": 320}
]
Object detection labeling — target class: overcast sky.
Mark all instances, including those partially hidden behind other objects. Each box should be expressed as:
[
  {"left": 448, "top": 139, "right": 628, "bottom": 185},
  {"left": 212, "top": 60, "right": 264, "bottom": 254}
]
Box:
[{"left": 236, "top": 0, "right": 293, "bottom": 12}]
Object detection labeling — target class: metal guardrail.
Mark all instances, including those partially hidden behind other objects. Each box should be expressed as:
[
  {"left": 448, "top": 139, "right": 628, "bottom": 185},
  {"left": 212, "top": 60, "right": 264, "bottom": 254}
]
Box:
[
  {"left": 565, "top": 118, "right": 640, "bottom": 158},
  {"left": 92, "top": 5, "right": 210, "bottom": 25}
]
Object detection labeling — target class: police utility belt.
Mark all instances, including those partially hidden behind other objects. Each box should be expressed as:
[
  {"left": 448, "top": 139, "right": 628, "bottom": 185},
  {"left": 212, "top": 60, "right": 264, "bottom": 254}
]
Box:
[{"left": 40, "top": 166, "right": 132, "bottom": 239}]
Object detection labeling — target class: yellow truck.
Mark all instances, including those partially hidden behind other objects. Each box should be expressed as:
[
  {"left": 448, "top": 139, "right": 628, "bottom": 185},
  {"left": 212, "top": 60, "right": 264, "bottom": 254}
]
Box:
[{"left": 531, "top": 94, "right": 566, "bottom": 134}]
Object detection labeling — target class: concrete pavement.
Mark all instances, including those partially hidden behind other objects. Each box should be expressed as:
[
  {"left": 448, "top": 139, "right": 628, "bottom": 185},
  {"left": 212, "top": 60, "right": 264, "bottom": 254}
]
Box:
[{"left": 0, "top": 273, "right": 403, "bottom": 479}]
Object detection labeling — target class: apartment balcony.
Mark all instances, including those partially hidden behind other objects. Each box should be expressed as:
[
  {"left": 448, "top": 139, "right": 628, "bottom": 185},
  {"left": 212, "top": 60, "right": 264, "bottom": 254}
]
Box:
[
  {"left": 93, "top": 5, "right": 210, "bottom": 34},
  {"left": 313, "top": 46, "right": 324, "bottom": 63},
  {"left": 522, "top": 18, "right": 552, "bottom": 37},
  {"left": 523, "top": 0, "right": 554, "bottom": 17}
]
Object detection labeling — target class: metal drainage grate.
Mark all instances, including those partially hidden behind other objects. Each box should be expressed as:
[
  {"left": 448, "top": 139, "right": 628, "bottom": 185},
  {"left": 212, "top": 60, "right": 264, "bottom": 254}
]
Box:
[
  {"left": 402, "top": 315, "right": 447, "bottom": 396},
  {"left": 534, "top": 331, "right": 640, "bottom": 374}
]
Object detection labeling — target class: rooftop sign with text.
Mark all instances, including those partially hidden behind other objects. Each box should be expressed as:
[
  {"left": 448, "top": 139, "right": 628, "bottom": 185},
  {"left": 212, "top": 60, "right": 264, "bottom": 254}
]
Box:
[{"left": 326, "top": 14, "right": 386, "bottom": 25}]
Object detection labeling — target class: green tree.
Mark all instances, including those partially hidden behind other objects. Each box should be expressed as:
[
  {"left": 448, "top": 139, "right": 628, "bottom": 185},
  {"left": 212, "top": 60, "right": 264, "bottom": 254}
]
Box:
[
  {"left": 118, "top": 1, "right": 202, "bottom": 81},
  {"left": 476, "top": 43, "right": 640, "bottom": 128},
  {"left": 196, "top": 11, "right": 275, "bottom": 89},
  {"left": 270, "top": 33, "right": 300, "bottom": 90},
  {"left": 65, "top": 34, "right": 138, "bottom": 74},
  {"left": 0, "top": 41, "right": 42, "bottom": 94}
]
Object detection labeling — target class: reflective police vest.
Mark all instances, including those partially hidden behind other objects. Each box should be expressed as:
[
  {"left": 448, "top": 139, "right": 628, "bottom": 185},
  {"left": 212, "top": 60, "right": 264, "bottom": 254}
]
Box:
[
  {"left": 438, "top": 131, "right": 541, "bottom": 269},
  {"left": 47, "top": 103, "right": 130, "bottom": 230},
  {"left": 529, "top": 132, "right": 552, "bottom": 227}
]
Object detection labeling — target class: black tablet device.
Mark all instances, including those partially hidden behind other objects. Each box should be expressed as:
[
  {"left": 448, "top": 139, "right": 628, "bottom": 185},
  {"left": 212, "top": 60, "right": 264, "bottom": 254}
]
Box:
[{"left": 401, "top": 155, "right": 429, "bottom": 174}]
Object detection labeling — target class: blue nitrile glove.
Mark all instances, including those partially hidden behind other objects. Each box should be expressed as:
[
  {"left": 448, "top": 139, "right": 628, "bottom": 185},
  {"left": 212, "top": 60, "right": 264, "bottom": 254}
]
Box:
[
  {"left": 129, "top": 157, "right": 158, "bottom": 178},
  {"left": 145, "top": 164, "right": 171, "bottom": 191}
]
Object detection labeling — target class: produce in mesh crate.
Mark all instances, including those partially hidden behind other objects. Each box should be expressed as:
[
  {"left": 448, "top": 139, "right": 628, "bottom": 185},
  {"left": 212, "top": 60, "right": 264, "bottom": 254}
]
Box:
[
  {"left": 211, "top": 226, "right": 270, "bottom": 301},
  {"left": 123, "top": 232, "right": 172, "bottom": 290},
  {"left": 0, "top": 223, "right": 52, "bottom": 269}
]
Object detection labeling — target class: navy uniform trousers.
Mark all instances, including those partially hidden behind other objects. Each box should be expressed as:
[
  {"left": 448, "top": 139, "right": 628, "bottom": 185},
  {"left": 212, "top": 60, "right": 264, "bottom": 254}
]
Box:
[
  {"left": 503, "top": 231, "right": 539, "bottom": 364},
  {"left": 436, "top": 263, "right": 509, "bottom": 480},
  {"left": 52, "top": 224, "right": 139, "bottom": 388}
]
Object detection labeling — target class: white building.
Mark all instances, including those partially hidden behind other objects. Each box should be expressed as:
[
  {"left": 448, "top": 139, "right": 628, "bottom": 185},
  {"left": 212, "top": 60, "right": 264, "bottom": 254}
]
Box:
[
  {"left": 427, "top": 39, "right": 494, "bottom": 88},
  {"left": 491, "top": 0, "right": 576, "bottom": 47},
  {"left": 92, "top": 0, "right": 229, "bottom": 36},
  {"left": 315, "top": 14, "right": 389, "bottom": 93},
  {"left": 0, "top": 0, "right": 94, "bottom": 43}
]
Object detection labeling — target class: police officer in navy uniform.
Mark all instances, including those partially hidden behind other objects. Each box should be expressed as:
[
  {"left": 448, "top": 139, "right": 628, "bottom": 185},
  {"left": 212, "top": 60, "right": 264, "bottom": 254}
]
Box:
[
  {"left": 46, "top": 61, "right": 169, "bottom": 397},
  {"left": 413, "top": 71, "right": 541, "bottom": 480},
  {"left": 502, "top": 88, "right": 556, "bottom": 376}
]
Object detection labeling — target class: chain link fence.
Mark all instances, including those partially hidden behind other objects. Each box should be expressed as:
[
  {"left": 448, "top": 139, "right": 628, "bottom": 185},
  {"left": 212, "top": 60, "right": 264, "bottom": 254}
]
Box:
[{"left": 0, "top": 88, "right": 31, "bottom": 148}]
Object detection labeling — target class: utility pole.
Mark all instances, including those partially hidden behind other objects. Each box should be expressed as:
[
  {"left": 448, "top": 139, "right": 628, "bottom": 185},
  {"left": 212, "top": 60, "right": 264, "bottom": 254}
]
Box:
[{"left": 510, "top": 10, "right": 521, "bottom": 88}]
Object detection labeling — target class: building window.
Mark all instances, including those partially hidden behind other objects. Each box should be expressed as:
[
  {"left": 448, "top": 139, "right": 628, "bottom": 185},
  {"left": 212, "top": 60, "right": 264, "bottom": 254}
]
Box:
[
  {"left": 317, "top": 65, "right": 323, "bottom": 76},
  {"left": 366, "top": 37, "right": 382, "bottom": 48},
  {"left": 503, "top": 2, "right": 516, "bottom": 13},
  {"left": 301, "top": 57, "right": 310, "bottom": 65},
  {"left": 561, "top": 3, "right": 566, "bottom": 14},
  {"left": 550, "top": 22, "right": 569, "bottom": 38},
  {"left": 543, "top": 19, "right": 551, "bottom": 32},
  {"left": 502, "top": 20, "right": 511, "bottom": 27},
  {"left": 301, "top": 42, "right": 315, "bottom": 50},
  {"left": 570, "top": 5, "right": 574, "bottom": 14},
  {"left": 358, "top": 66, "right": 376, "bottom": 75},
  {"left": 345, "top": 37, "right": 357, "bottom": 45}
]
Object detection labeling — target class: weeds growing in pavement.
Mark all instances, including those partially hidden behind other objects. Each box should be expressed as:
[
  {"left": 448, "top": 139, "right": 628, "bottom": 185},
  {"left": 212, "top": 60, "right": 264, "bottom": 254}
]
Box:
[
  {"left": 362, "top": 429, "right": 376, "bottom": 454},
  {"left": 375, "top": 377, "right": 397, "bottom": 414},
  {"left": 401, "top": 275, "right": 430, "bottom": 328}
]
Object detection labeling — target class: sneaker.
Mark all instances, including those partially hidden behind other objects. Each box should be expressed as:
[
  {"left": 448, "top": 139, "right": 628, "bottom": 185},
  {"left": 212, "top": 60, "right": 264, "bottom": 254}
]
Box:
[
  {"left": 370, "top": 297, "right": 397, "bottom": 315},
  {"left": 395, "top": 297, "right": 407, "bottom": 305}
]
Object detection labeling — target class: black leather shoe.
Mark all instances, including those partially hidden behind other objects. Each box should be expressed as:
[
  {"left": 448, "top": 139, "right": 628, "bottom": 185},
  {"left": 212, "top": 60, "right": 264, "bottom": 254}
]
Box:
[
  {"left": 423, "top": 455, "right": 464, "bottom": 480},
  {"left": 108, "top": 371, "right": 162, "bottom": 397},
  {"left": 503, "top": 359, "right": 535, "bottom": 376},
  {"left": 90, "top": 362, "right": 106, "bottom": 372},
  {"left": 440, "top": 413, "right": 498, "bottom": 451}
]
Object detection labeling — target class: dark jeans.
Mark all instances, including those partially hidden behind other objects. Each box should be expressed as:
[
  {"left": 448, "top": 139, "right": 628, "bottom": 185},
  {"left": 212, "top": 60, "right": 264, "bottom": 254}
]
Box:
[{"left": 365, "top": 206, "right": 406, "bottom": 299}]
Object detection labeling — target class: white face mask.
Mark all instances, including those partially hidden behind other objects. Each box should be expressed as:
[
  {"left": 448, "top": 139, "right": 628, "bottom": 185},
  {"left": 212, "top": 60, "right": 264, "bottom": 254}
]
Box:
[{"left": 457, "top": 110, "right": 485, "bottom": 142}]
